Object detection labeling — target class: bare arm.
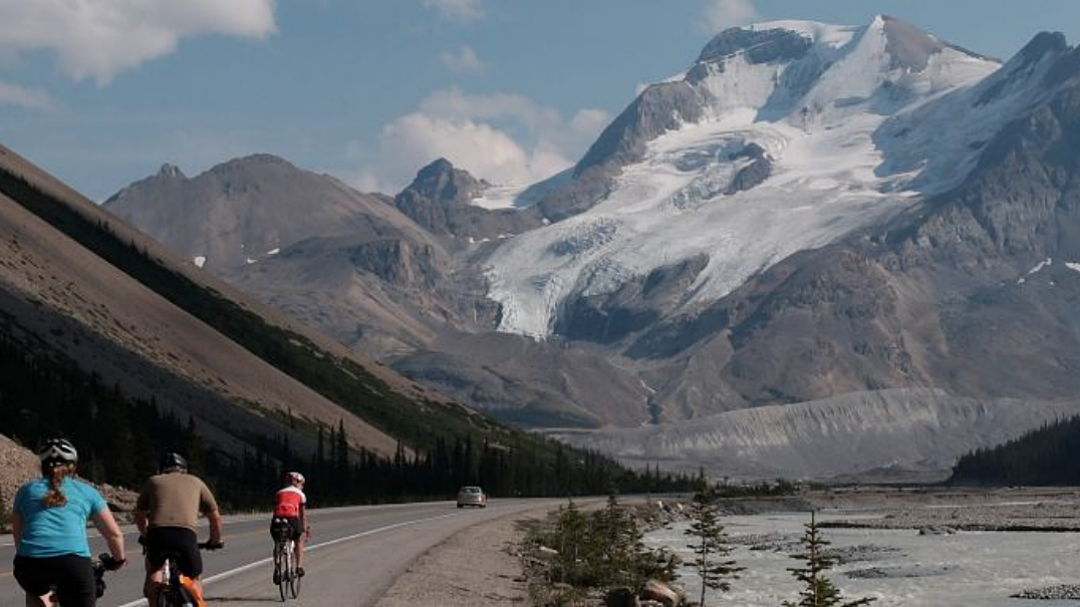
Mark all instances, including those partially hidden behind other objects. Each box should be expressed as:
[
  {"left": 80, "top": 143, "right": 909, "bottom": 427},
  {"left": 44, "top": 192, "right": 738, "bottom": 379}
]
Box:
[
  {"left": 91, "top": 508, "right": 126, "bottom": 563},
  {"left": 206, "top": 508, "right": 223, "bottom": 544},
  {"left": 11, "top": 511, "right": 23, "bottom": 546}
]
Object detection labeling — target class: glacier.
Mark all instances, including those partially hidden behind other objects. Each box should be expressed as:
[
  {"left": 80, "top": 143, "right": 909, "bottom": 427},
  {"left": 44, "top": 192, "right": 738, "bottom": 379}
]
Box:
[{"left": 483, "top": 17, "right": 1007, "bottom": 339}]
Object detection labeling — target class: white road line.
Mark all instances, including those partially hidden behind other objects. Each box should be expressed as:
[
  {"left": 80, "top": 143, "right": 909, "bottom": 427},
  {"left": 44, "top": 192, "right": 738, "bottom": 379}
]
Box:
[{"left": 114, "top": 511, "right": 460, "bottom": 607}]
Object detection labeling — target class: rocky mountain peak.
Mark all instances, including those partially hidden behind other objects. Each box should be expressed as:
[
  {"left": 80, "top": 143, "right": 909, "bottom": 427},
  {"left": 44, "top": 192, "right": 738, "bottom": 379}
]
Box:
[
  {"left": 157, "top": 163, "right": 186, "bottom": 179},
  {"left": 877, "top": 15, "right": 946, "bottom": 71},
  {"left": 208, "top": 153, "right": 298, "bottom": 181},
  {"left": 393, "top": 158, "right": 539, "bottom": 239},
  {"left": 696, "top": 24, "right": 813, "bottom": 66},
  {"left": 402, "top": 157, "right": 487, "bottom": 206}
]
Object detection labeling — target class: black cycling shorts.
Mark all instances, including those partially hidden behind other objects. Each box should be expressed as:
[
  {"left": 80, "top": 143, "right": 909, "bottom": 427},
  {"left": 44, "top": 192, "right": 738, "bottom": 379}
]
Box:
[
  {"left": 13, "top": 554, "right": 96, "bottom": 607},
  {"left": 145, "top": 526, "right": 203, "bottom": 578},
  {"left": 270, "top": 516, "right": 303, "bottom": 542}
]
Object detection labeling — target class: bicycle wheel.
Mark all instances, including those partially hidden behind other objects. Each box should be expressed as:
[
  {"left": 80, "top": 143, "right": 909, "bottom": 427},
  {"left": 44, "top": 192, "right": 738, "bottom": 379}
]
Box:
[
  {"left": 278, "top": 542, "right": 291, "bottom": 601},
  {"left": 288, "top": 549, "right": 301, "bottom": 600}
]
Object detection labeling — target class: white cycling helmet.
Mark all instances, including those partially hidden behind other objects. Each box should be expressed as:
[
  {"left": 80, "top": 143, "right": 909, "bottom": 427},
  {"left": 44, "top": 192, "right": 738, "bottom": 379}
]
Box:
[
  {"left": 287, "top": 471, "right": 305, "bottom": 484},
  {"left": 39, "top": 438, "right": 78, "bottom": 467}
]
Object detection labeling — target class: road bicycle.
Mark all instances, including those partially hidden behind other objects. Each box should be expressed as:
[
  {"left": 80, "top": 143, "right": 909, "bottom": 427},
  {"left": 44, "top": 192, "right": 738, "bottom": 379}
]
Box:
[
  {"left": 148, "top": 541, "right": 220, "bottom": 607},
  {"left": 271, "top": 520, "right": 302, "bottom": 601}
]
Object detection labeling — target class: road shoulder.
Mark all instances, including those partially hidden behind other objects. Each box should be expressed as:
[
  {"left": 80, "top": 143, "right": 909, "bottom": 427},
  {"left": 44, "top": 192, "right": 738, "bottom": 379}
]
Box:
[{"left": 373, "top": 508, "right": 540, "bottom": 606}]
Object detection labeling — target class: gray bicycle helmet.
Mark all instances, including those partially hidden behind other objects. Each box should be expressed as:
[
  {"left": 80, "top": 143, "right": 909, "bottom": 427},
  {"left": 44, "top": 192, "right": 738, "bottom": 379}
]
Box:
[
  {"left": 159, "top": 452, "right": 188, "bottom": 472},
  {"left": 39, "top": 438, "right": 78, "bottom": 467}
]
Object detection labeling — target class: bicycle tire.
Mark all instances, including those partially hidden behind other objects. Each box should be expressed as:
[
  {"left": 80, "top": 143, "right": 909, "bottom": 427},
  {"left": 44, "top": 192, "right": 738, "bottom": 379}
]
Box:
[
  {"left": 288, "top": 553, "right": 301, "bottom": 599},
  {"left": 277, "top": 540, "right": 291, "bottom": 601}
]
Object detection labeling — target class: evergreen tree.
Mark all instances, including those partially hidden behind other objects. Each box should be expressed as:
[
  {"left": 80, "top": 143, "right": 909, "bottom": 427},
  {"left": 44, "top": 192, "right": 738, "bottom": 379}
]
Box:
[
  {"left": 783, "top": 511, "right": 875, "bottom": 607},
  {"left": 684, "top": 487, "right": 742, "bottom": 606},
  {"left": 596, "top": 492, "right": 638, "bottom": 586},
  {"left": 552, "top": 499, "right": 591, "bottom": 585}
]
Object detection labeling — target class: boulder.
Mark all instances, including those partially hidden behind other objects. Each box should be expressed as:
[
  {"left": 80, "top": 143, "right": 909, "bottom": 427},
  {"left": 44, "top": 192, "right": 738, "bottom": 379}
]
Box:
[{"left": 641, "top": 579, "right": 683, "bottom": 606}]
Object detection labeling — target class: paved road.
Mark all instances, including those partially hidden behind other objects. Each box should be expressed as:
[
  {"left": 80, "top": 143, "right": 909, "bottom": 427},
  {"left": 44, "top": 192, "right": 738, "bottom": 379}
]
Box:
[{"left": 0, "top": 497, "right": 566, "bottom": 607}]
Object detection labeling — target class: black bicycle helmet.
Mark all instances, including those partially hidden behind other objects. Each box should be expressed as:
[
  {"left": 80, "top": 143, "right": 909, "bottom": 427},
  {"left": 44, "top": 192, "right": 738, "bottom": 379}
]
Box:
[
  {"left": 38, "top": 438, "right": 78, "bottom": 467},
  {"left": 159, "top": 452, "right": 188, "bottom": 472}
]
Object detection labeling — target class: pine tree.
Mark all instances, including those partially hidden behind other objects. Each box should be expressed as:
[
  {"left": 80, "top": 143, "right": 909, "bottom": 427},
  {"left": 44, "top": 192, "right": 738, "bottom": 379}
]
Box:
[
  {"left": 553, "top": 499, "right": 591, "bottom": 585},
  {"left": 783, "top": 511, "right": 875, "bottom": 607},
  {"left": 596, "top": 492, "right": 639, "bottom": 586},
  {"left": 684, "top": 487, "right": 742, "bottom": 606}
]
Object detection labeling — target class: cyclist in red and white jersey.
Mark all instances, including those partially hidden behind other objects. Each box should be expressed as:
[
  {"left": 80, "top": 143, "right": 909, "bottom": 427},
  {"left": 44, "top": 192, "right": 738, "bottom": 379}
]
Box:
[{"left": 270, "top": 472, "right": 308, "bottom": 579}]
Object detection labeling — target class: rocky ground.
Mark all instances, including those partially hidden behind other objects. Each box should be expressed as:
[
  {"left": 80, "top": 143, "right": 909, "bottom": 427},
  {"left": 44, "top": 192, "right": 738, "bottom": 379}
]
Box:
[
  {"left": 0, "top": 435, "right": 45, "bottom": 522},
  {"left": 0, "top": 435, "right": 138, "bottom": 529},
  {"left": 793, "top": 484, "right": 1080, "bottom": 531}
]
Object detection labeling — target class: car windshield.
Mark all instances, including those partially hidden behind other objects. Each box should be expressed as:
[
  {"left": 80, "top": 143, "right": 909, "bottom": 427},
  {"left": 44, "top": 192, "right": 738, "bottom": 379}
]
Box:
[{"left": 461, "top": 487, "right": 481, "bottom": 494}]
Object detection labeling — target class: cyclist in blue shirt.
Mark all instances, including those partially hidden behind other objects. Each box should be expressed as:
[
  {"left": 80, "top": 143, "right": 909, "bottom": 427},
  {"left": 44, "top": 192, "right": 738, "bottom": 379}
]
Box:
[{"left": 12, "top": 438, "right": 127, "bottom": 607}]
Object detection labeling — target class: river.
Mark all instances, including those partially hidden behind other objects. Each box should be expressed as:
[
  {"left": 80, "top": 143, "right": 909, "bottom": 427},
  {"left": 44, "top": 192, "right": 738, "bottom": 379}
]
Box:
[{"left": 645, "top": 507, "right": 1080, "bottom": 606}]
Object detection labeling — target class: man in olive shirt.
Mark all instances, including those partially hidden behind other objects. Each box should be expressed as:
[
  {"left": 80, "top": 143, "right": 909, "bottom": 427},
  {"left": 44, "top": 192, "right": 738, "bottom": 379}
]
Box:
[{"left": 135, "top": 452, "right": 223, "bottom": 602}]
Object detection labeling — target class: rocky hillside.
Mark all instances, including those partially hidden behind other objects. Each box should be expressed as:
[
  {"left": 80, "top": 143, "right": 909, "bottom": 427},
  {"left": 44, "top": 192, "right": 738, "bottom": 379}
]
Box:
[
  {"left": 2, "top": 139, "right": 622, "bottom": 508},
  {"left": 0, "top": 435, "right": 40, "bottom": 520}
]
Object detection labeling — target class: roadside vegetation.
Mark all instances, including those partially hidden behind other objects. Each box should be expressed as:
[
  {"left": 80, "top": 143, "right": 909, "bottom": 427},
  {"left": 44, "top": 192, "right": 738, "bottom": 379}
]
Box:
[
  {"left": 520, "top": 481, "right": 877, "bottom": 607},
  {"left": 520, "top": 493, "right": 679, "bottom": 606}
]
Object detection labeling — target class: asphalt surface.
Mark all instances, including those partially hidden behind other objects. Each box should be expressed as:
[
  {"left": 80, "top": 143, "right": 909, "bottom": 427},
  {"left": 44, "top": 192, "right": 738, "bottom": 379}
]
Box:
[{"left": 0, "top": 497, "right": 565, "bottom": 607}]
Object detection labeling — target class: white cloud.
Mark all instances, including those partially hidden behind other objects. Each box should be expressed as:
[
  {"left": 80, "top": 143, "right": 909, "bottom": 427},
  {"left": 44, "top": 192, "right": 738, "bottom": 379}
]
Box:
[
  {"left": 419, "top": 88, "right": 560, "bottom": 133},
  {"left": 439, "top": 46, "right": 487, "bottom": 75},
  {"left": 701, "top": 0, "right": 760, "bottom": 33},
  {"left": 422, "top": 0, "right": 485, "bottom": 23},
  {"left": 0, "top": 0, "right": 276, "bottom": 85},
  {"left": 344, "top": 88, "right": 612, "bottom": 195},
  {"left": 0, "top": 78, "right": 60, "bottom": 111}
]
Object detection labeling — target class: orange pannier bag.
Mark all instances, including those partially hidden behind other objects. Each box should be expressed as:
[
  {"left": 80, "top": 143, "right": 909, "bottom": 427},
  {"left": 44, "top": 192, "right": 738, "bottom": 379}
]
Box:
[{"left": 177, "top": 574, "right": 207, "bottom": 607}]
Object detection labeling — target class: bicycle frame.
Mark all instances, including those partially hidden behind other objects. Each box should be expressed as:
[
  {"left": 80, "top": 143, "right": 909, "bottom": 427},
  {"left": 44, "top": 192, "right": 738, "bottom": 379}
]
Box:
[
  {"left": 154, "top": 555, "right": 181, "bottom": 607},
  {"left": 141, "top": 537, "right": 216, "bottom": 607}
]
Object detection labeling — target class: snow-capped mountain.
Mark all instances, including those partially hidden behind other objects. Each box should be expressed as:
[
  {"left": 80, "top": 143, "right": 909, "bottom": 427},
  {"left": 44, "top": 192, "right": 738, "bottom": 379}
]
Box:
[
  {"left": 486, "top": 16, "right": 1005, "bottom": 339},
  {"left": 101, "top": 16, "right": 1080, "bottom": 480}
]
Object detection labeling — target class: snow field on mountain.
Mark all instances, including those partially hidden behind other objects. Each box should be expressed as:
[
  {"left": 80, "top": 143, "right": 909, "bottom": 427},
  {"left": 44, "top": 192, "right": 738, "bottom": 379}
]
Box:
[{"left": 490, "top": 17, "right": 1002, "bottom": 341}]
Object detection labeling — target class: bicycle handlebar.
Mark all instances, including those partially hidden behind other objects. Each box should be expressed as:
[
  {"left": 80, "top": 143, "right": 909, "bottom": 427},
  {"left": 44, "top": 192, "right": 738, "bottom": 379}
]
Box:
[{"left": 98, "top": 554, "right": 126, "bottom": 571}]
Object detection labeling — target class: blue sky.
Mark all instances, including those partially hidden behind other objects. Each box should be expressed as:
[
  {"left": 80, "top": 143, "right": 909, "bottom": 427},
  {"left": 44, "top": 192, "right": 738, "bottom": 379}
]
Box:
[{"left": 1, "top": 0, "right": 1079, "bottom": 202}]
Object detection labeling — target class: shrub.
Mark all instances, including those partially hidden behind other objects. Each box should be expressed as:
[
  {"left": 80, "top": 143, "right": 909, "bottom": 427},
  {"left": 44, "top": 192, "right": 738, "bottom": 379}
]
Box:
[{"left": 522, "top": 494, "right": 676, "bottom": 605}]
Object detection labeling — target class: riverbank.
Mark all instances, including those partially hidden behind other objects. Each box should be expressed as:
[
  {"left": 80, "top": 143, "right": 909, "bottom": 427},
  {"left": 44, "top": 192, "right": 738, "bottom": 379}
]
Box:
[
  {"left": 730, "top": 485, "right": 1080, "bottom": 531},
  {"left": 374, "top": 487, "right": 1080, "bottom": 606}
]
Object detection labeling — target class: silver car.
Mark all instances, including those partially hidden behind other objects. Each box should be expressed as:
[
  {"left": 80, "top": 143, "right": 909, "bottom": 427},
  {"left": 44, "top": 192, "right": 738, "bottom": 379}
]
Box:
[{"left": 456, "top": 485, "right": 487, "bottom": 508}]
